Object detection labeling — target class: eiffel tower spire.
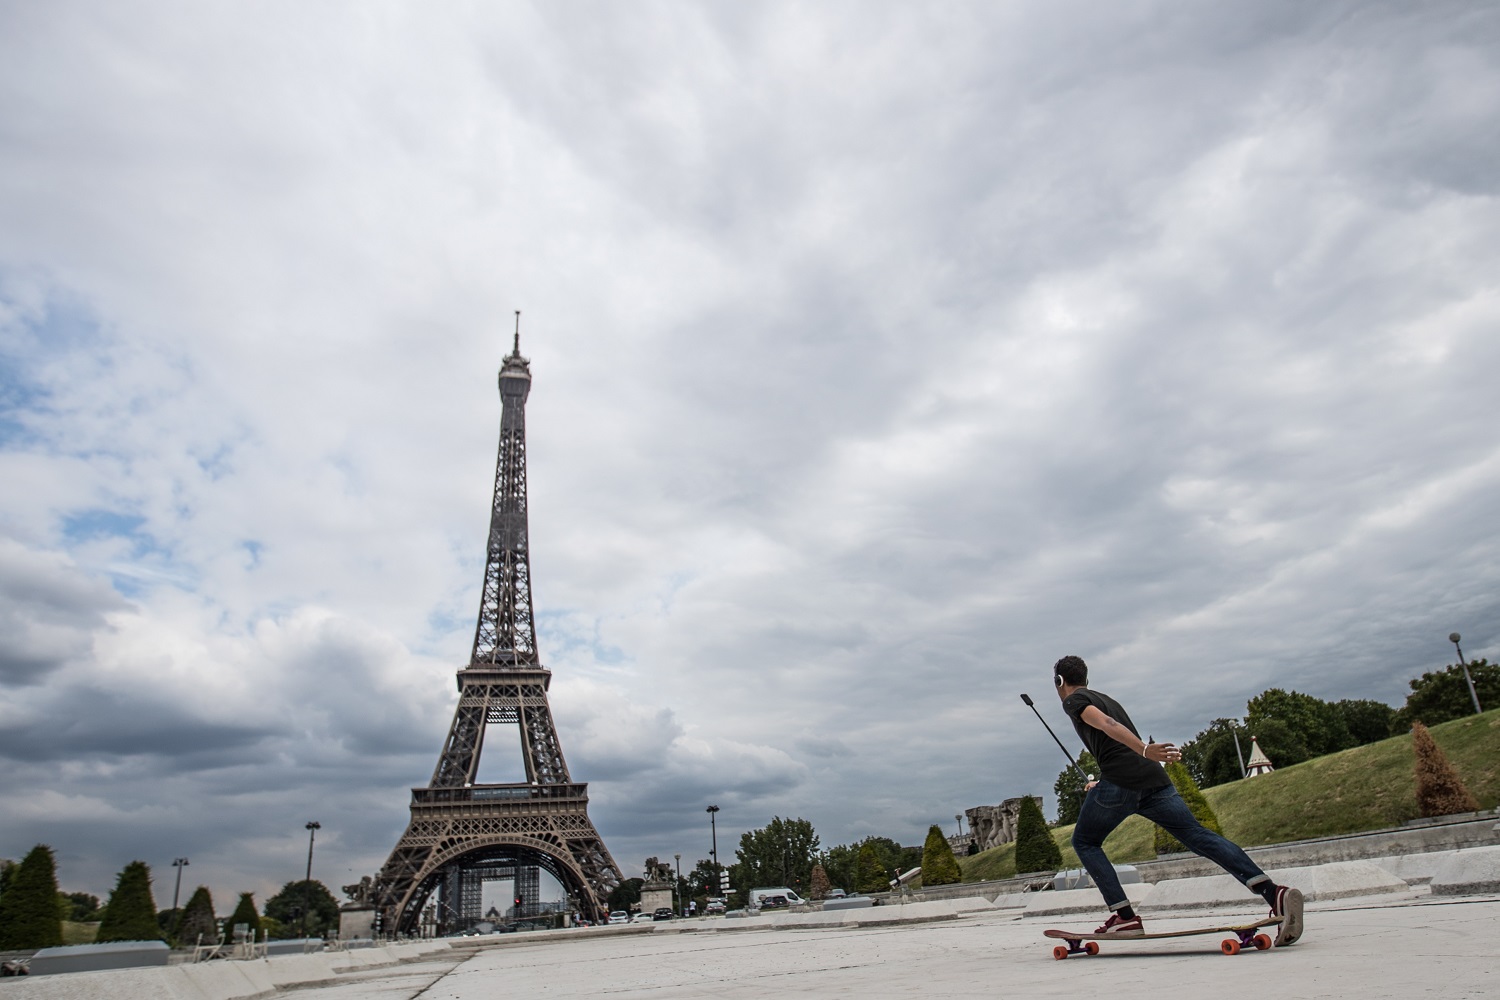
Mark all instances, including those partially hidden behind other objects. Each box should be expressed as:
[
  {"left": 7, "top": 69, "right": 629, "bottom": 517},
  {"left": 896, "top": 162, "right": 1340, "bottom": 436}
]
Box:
[
  {"left": 373, "top": 317, "right": 621, "bottom": 933},
  {"left": 471, "top": 310, "right": 538, "bottom": 669}
]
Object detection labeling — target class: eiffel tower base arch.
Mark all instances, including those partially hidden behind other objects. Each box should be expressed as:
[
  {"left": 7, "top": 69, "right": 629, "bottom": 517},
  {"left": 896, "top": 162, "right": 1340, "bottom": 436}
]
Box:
[{"left": 377, "top": 787, "right": 619, "bottom": 934}]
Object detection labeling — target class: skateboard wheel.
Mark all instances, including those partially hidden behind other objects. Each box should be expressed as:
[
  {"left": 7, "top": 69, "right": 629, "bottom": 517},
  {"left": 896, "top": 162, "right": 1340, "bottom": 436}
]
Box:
[
  {"left": 1084, "top": 941, "right": 1100, "bottom": 956},
  {"left": 1053, "top": 945, "right": 1069, "bottom": 961},
  {"left": 1220, "top": 939, "right": 1240, "bottom": 956},
  {"left": 1253, "top": 934, "right": 1272, "bottom": 951}
]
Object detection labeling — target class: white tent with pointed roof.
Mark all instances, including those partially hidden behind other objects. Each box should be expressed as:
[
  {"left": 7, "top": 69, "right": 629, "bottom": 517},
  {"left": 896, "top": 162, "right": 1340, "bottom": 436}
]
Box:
[{"left": 1245, "top": 737, "right": 1275, "bottom": 778}]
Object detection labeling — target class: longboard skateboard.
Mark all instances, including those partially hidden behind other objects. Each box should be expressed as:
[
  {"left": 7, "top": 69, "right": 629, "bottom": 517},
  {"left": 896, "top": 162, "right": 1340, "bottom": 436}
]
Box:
[{"left": 1044, "top": 916, "right": 1282, "bottom": 959}]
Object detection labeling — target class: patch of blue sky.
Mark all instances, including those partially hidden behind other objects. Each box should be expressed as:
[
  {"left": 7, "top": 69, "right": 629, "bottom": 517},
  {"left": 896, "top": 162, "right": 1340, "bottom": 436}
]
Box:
[
  {"left": 241, "top": 539, "right": 264, "bottom": 568},
  {"left": 62, "top": 508, "right": 147, "bottom": 543},
  {"left": 0, "top": 281, "right": 108, "bottom": 447},
  {"left": 536, "top": 608, "right": 628, "bottom": 666}
]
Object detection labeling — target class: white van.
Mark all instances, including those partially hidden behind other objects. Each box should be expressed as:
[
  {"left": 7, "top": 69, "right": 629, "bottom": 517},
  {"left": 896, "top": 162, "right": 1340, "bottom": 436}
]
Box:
[{"left": 748, "top": 887, "right": 808, "bottom": 910}]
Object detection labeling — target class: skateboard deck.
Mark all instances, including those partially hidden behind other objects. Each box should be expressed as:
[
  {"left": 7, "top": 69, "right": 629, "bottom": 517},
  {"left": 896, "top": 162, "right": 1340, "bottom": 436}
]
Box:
[{"left": 1044, "top": 916, "right": 1282, "bottom": 959}]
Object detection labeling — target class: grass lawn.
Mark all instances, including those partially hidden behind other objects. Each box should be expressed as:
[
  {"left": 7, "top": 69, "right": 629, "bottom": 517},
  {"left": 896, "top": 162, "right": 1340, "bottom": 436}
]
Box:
[
  {"left": 60, "top": 921, "right": 99, "bottom": 945},
  {"left": 959, "top": 707, "right": 1500, "bottom": 883}
]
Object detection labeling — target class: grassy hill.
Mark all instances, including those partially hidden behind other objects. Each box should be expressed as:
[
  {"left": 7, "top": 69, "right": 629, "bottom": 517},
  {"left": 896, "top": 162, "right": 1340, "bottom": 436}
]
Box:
[{"left": 960, "top": 707, "right": 1500, "bottom": 883}]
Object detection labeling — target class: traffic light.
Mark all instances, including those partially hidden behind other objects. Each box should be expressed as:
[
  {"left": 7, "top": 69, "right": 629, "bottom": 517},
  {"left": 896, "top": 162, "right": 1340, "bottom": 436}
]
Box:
[{"left": 514, "top": 895, "right": 523, "bottom": 908}]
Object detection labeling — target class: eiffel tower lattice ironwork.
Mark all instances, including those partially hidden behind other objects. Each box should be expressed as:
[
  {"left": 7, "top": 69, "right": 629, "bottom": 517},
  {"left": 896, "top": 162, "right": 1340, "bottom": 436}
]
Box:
[{"left": 374, "top": 318, "right": 621, "bottom": 933}]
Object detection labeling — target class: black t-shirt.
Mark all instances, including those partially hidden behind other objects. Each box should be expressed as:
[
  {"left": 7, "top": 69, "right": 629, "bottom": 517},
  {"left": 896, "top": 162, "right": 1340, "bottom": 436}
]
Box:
[{"left": 1063, "top": 688, "right": 1170, "bottom": 791}]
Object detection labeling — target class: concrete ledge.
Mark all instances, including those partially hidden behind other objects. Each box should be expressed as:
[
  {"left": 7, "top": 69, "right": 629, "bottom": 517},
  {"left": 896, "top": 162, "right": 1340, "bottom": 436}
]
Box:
[
  {"left": 1430, "top": 845, "right": 1500, "bottom": 896},
  {"left": 1371, "top": 850, "right": 1460, "bottom": 885},
  {"left": 28, "top": 942, "right": 169, "bottom": 976},
  {"left": 1142, "top": 861, "right": 1410, "bottom": 912},
  {"left": 1020, "top": 882, "right": 1154, "bottom": 918}
]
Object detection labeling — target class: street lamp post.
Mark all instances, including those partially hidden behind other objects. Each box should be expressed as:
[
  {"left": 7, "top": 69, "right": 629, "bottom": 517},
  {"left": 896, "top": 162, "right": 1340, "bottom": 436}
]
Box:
[
  {"left": 1450, "top": 633, "right": 1484, "bottom": 715},
  {"left": 706, "top": 806, "right": 720, "bottom": 899},
  {"left": 674, "top": 854, "right": 682, "bottom": 917},
  {"left": 302, "top": 822, "right": 321, "bottom": 939},
  {"left": 954, "top": 813, "right": 964, "bottom": 839},
  {"left": 170, "top": 858, "right": 190, "bottom": 926}
]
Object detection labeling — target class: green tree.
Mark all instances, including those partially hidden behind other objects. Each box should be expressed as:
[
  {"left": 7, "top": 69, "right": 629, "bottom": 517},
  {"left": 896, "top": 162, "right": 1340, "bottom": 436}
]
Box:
[
  {"left": 920, "top": 825, "right": 962, "bottom": 886},
  {"left": 1053, "top": 751, "right": 1101, "bottom": 823},
  {"left": 263, "top": 881, "right": 338, "bottom": 938},
  {"left": 1398, "top": 659, "right": 1499, "bottom": 729},
  {"left": 225, "top": 893, "right": 261, "bottom": 941},
  {"left": 1180, "top": 719, "right": 1253, "bottom": 788},
  {"left": 1334, "top": 699, "right": 1398, "bottom": 745},
  {"left": 852, "top": 841, "right": 888, "bottom": 893},
  {"left": 1412, "top": 721, "right": 1480, "bottom": 818},
  {"left": 1247, "top": 688, "right": 1354, "bottom": 760},
  {"left": 607, "top": 877, "right": 642, "bottom": 912},
  {"left": 732, "top": 817, "right": 820, "bottom": 894},
  {"left": 0, "top": 859, "right": 16, "bottom": 896},
  {"left": 96, "top": 861, "right": 162, "bottom": 943},
  {"left": 1154, "top": 762, "right": 1224, "bottom": 855},
  {"left": 175, "top": 886, "right": 218, "bottom": 946},
  {"left": 1014, "top": 796, "right": 1061, "bottom": 874},
  {"left": 0, "top": 844, "right": 64, "bottom": 949},
  {"left": 59, "top": 892, "right": 101, "bottom": 922},
  {"left": 816, "top": 843, "right": 859, "bottom": 893}
]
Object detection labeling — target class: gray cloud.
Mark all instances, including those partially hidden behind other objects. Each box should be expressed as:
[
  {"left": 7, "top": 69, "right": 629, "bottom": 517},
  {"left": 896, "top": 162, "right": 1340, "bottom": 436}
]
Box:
[{"left": 1, "top": 0, "right": 1498, "bottom": 902}]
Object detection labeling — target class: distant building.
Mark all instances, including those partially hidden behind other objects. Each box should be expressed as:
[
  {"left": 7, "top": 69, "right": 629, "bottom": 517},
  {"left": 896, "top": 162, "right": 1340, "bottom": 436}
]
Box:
[{"left": 1245, "top": 737, "right": 1275, "bottom": 778}]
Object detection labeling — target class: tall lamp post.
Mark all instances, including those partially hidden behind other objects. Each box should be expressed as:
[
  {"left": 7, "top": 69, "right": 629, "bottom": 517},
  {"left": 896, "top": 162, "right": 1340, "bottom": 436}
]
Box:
[
  {"left": 1450, "top": 633, "right": 1484, "bottom": 715},
  {"left": 302, "top": 821, "right": 321, "bottom": 939},
  {"left": 674, "top": 854, "right": 682, "bottom": 917},
  {"left": 170, "top": 858, "right": 190, "bottom": 926},
  {"left": 706, "top": 806, "right": 720, "bottom": 898}
]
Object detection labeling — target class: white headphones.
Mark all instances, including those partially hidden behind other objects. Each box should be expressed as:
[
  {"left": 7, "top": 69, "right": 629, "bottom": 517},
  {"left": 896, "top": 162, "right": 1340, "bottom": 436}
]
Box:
[{"left": 1055, "top": 674, "right": 1064, "bottom": 687}]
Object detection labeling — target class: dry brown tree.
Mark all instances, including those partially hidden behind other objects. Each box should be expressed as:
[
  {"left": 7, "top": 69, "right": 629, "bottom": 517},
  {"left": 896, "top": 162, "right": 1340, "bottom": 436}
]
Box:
[{"left": 1412, "top": 721, "right": 1480, "bottom": 818}]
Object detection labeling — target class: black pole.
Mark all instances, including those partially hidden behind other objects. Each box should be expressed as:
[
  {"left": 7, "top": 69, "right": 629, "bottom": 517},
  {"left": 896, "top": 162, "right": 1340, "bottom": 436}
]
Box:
[
  {"left": 1020, "top": 693, "right": 1090, "bottom": 783},
  {"left": 707, "top": 805, "right": 720, "bottom": 898},
  {"left": 302, "top": 821, "right": 320, "bottom": 939},
  {"left": 1450, "top": 633, "right": 1483, "bottom": 715}
]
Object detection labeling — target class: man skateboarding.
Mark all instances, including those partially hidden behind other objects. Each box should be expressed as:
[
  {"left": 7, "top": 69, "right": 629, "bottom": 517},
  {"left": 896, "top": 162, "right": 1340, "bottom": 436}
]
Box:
[{"left": 1054, "top": 655, "right": 1303, "bottom": 945}]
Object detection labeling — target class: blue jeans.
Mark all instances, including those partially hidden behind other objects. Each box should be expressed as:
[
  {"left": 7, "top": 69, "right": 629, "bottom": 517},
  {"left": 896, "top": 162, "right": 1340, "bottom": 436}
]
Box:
[{"left": 1072, "top": 779, "right": 1270, "bottom": 910}]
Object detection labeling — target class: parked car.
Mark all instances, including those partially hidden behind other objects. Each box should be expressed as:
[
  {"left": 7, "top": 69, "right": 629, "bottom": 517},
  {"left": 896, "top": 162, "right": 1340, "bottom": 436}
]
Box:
[
  {"left": 652, "top": 907, "right": 675, "bottom": 921},
  {"left": 825, "top": 888, "right": 847, "bottom": 899},
  {"left": 631, "top": 911, "right": 654, "bottom": 922},
  {"left": 705, "top": 899, "right": 726, "bottom": 915},
  {"left": 608, "top": 911, "right": 630, "bottom": 925}
]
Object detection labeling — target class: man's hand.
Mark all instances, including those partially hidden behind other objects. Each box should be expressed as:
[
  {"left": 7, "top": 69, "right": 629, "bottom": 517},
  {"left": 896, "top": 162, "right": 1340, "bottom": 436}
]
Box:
[{"left": 1142, "top": 742, "right": 1181, "bottom": 764}]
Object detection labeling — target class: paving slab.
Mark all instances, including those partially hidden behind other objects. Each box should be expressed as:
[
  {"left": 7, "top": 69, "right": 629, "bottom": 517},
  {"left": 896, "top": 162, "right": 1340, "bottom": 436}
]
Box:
[
  {"left": 1430, "top": 844, "right": 1500, "bottom": 895},
  {"left": 248, "top": 897, "right": 1499, "bottom": 999}
]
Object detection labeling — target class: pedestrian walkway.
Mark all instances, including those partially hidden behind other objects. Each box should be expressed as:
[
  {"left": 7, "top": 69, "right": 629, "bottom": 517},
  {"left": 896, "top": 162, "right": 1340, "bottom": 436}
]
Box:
[{"left": 273, "top": 894, "right": 1499, "bottom": 999}]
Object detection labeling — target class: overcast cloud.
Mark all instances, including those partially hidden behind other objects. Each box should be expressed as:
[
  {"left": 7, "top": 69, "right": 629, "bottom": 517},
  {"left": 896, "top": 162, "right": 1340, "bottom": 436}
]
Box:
[{"left": 2, "top": 1, "right": 1498, "bottom": 905}]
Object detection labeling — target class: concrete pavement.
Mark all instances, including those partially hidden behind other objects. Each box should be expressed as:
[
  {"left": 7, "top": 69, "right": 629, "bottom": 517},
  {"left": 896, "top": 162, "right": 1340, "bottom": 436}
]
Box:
[{"left": 273, "top": 893, "right": 1499, "bottom": 999}]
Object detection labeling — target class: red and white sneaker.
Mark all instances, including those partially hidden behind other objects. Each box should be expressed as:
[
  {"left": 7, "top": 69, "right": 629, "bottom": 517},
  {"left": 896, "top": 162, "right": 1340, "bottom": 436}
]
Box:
[
  {"left": 1271, "top": 886, "right": 1304, "bottom": 946},
  {"left": 1093, "top": 911, "right": 1144, "bottom": 937}
]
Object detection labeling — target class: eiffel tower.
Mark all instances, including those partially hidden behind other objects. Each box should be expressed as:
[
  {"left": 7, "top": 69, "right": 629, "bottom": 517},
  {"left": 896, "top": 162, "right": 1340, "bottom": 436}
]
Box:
[{"left": 374, "top": 317, "right": 622, "bottom": 933}]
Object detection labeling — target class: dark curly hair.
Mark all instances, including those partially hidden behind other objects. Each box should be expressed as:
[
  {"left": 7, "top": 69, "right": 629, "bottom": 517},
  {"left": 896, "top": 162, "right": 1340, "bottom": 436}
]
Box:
[{"left": 1054, "top": 655, "right": 1088, "bottom": 687}]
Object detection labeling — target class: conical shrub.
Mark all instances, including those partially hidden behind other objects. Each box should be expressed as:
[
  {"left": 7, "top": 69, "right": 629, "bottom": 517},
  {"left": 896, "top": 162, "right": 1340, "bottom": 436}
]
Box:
[
  {"left": 225, "top": 893, "right": 261, "bottom": 941},
  {"left": 920, "top": 824, "right": 962, "bottom": 886},
  {"left": 176, "top": 886, "right": 218, "bottom": 945},
  {"left": 96, "top": 861, "right": 162, "bottom": 942},
  {"left": 1014, "top": 796, "right": 1062, "bottom": 874},
  {"left": 853, "top": 842, "right": 888, "bottom": 893},
  {"left": 1155, "top": 762, "right": 1223, "bottom": 855},
  {"left": 0, "top": 844, "right": 63, "bottom": 949},
  {"left": 1412, "top": 721, "right": 1480, "bottom": 817},
  {"left": 808, "top": 864, "right": 831, "bottom": 900}
]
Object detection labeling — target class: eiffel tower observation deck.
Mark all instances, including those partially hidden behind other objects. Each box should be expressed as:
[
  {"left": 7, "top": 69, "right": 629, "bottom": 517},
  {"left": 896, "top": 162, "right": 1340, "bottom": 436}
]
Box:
[{"left": 374, "top": 316, "right": 622, "bottom": 934}]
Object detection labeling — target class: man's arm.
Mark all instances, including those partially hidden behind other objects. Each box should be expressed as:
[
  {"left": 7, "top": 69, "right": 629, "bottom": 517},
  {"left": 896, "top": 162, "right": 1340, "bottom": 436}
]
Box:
[{"left": 1077, "top": 705, "right": 1181, "bottom": 763}]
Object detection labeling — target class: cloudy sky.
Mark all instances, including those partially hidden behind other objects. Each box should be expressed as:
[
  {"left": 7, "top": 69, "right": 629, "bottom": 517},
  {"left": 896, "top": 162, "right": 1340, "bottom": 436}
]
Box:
[{"left": 2, "top": 1, "right": 1498, "bottom": 907}]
